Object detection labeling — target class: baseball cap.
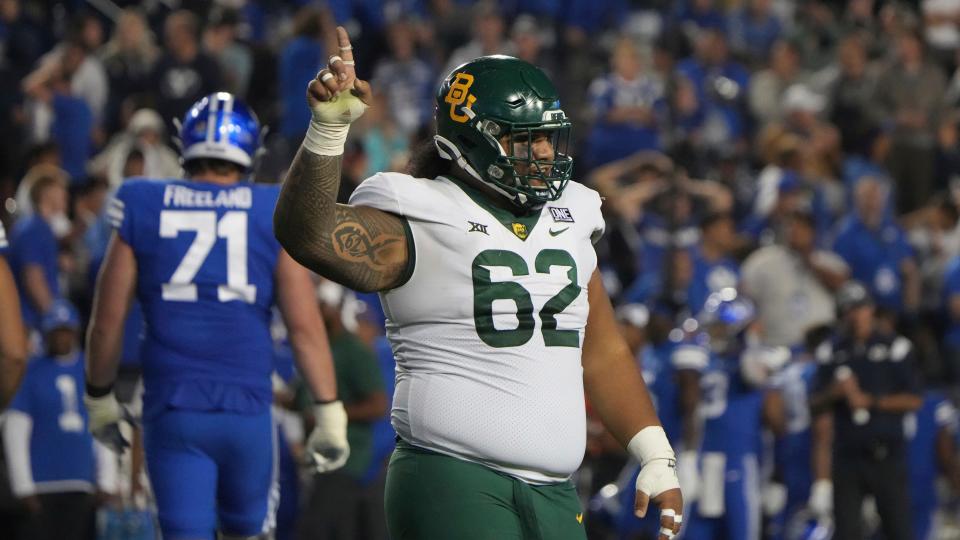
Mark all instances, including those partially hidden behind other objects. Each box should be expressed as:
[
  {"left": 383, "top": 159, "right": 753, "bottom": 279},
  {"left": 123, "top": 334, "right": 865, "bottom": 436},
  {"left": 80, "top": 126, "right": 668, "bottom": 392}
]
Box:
[
  {"left": 42, "top": 300, "right": 80, "bottom": 333},
  {"left": 835, "top": 281, "right": 872, "bottom": 315}
]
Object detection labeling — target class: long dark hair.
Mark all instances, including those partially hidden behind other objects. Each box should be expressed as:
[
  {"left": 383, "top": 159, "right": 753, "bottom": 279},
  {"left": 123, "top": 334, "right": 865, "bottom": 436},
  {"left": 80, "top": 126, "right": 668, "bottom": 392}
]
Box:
[{"left": 405, "top": 138, "right": 451, "bottom": 180}]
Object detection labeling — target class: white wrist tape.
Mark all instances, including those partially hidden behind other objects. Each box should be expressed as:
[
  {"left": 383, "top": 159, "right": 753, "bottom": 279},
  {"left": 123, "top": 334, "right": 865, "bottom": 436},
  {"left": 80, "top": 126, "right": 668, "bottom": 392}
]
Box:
[
  {"left": 304, "top": 121, "right": 351, "bottom": 156},
  {"left": 628, "top": 426, "right": 676, "bottom": 465}
]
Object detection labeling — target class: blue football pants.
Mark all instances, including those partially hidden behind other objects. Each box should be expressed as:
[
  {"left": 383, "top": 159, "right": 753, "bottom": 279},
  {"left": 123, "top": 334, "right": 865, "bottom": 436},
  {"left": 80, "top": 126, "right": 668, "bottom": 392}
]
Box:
[{"left": 143, "top": 408, "right": 277, "bottom": 540}]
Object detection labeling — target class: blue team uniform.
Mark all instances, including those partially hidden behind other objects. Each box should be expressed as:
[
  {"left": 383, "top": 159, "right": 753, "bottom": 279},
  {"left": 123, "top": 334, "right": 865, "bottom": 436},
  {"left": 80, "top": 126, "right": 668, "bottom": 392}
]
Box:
[
  {"left": 110, "top": 178, "right": 283, "bottom": 539},
  {"left": 8, "top": 352, "right": 97, "bottom": 493},
  {"left": 8, "top": 215, "right": 60, "bottom": 329},
  {"left": 907, "top": 392, "right": 958, "bottom": 540},
  {"left": 769, "top": 357, "right": 817, "bottom": 539},
  {"left": 686, "top": 344, "right": 767, "bottom": 540},
  {"left": 612, "top": 337, "right": 705, "bottom": 538},
  {"left": 832, "top": 215, "right": 913, "bottom": 313},
  {"left": 688, "top": 249, "right": 739, "bottom": 315}
]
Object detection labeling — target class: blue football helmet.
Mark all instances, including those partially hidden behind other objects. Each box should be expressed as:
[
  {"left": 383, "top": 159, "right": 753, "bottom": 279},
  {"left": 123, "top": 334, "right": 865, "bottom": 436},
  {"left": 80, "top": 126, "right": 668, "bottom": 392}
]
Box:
[
  {"left": 178, "top": 92, "right": 263, "bottom": 170},
  {"left": 698, "top": 287, "right": 756, "bottom": 352}
]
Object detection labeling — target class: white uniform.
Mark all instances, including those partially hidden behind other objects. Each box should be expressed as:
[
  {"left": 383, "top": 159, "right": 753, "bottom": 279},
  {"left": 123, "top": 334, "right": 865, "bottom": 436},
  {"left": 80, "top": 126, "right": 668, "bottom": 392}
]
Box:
[{"left": 350, "top": 172, "right": 605, "bottom": 484}]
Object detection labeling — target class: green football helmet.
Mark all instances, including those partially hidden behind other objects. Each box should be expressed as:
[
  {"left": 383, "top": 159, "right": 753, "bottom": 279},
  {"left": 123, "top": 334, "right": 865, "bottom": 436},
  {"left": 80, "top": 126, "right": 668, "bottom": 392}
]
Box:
[{"left": 434, "top": 55, "right": 573, "bottom": 211}]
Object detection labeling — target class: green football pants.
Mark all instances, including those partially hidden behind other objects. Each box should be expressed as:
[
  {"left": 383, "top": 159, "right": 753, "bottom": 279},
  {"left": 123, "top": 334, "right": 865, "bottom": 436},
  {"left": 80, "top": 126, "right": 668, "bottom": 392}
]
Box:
[{"left": 384, "top": 440, "right": 586, "bottom": 540}]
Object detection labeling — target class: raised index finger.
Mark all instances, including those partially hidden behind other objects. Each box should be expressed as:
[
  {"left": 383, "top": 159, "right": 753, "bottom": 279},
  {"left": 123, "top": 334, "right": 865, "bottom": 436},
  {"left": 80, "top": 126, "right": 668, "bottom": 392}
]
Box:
[{"left": 336, "top": 26, "right": 355, "bottom": 75}]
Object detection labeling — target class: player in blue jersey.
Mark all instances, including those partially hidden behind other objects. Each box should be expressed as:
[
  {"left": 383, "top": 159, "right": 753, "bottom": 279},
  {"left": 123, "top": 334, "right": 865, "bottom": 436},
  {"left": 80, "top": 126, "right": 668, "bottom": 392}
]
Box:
[
  {"left": 906, "top": 391, "right": 960, "bottom": 540},
  {"left": 602, "top": 301, "right": 706, "bottom": 539},
  {"left": 3, "top": 300, "right": 115, "bottom": 540},
  {"left": 83, "top": 93, "right": 348, "bottom": 540},
  {"left": 683, "top": 290, "right": 787, "bottom": 540},
  {"left": 766, "top": 326, "right": 832, "bottom": 540},
  {"left": 0, "top": 219, "right": 28, "bottom": 407}
]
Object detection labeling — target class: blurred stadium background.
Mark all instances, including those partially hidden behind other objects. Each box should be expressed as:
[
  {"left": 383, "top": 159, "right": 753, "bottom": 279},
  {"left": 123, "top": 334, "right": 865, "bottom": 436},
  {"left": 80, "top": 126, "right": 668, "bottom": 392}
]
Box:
[{"left": 2, "top": 0, "right": 960, "bottom": 538}]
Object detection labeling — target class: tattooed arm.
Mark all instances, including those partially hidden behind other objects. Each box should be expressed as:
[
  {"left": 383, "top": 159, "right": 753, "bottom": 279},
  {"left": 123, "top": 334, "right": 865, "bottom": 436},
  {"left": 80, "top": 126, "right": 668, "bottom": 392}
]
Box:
[
  {"left": 275, "top": 149, "right": 408, "bottom": 292},
  {"left": 274, "top": 26, "right": 409, "bottom": 293}
]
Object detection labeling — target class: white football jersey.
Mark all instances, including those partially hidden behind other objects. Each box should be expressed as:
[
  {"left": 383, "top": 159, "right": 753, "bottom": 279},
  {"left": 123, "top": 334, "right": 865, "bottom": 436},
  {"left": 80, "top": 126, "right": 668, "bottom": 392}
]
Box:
[{"left": 350, "top": 172, "right": 605, "bottom": 484}]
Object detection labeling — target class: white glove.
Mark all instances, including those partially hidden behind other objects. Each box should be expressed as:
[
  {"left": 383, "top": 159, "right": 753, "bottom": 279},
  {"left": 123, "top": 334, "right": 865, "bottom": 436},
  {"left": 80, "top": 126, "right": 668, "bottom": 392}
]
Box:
[
  {"left": 83, "top": 391, "right": 128, "bottom": 451},
  {"left": 677, "top": 450, "right": 700, "bottom": 504},
  {"left": 629, "top": 427, "right": 681, "bottom": 501},
  {"left": 306, "top": 401, "right": 350, "bottom": 473},
  {"left": 808, "top": 479, "right": 833, "bottom": 519}
]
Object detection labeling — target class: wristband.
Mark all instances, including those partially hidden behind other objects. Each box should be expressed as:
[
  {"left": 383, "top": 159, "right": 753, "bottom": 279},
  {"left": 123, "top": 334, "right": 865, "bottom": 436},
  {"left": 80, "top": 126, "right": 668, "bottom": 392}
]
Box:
[{"left": 85, "top": 382, "right": 114, "bottom": 398}]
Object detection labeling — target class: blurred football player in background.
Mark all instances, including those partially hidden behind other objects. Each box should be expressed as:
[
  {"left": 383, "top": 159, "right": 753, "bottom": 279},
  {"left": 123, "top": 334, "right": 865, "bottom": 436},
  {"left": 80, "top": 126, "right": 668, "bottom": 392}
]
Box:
[{"left": 681, "top": 290, "right": 787, "bottom": 540}]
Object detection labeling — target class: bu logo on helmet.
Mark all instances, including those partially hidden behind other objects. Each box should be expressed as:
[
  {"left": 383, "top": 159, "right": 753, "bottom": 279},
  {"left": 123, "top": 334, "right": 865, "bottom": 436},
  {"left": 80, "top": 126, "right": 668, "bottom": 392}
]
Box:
[{"left": 444, "top": 72, "right": 477, "bottom": 123}]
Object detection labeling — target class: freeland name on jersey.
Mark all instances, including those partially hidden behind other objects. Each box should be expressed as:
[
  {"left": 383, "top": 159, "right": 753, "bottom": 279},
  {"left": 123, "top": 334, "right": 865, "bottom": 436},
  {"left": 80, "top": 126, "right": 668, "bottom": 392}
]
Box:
[{"left": 163, "top": 184, "right": 253, "bottom": 209}]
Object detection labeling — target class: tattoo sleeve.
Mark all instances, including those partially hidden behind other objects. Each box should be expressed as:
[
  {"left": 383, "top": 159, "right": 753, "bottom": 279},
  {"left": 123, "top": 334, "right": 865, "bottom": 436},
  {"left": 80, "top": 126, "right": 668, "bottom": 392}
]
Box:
[{"left": 274, "top": 146, "right": 409, "bottom": 292}]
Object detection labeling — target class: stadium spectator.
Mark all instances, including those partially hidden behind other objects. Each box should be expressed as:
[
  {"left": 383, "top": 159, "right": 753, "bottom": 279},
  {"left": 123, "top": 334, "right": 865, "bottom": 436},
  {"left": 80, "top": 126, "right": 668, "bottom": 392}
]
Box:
[
  {"left": 8, "top": 169, "right": 69, "bottom": 333},
  {"left": 833, "top": 175, "right": 921, "bottom": 317},
  {"left": 873, "top": 28, "right": 948, "bottom": 214},
  {"left": 749, "top": 40, "right": 806, "bottom": 126},
  {"left": 688, "top": 212, "right": 740, "bottom": 314},
  {"left": 370, "top": 17, "right": 435, "bottom": 136},
  {"left": 202, "top": 6, "right": 253, "bottom": 99},
  {"left": 727, "top": 0, "right": 783, "bottom": 67},
  {"left": 149, "top": 10, "right": 223, "bottom": 135},
  {"left": 585, "top": 37, "right": 665, "bottom": 169},
  {"left": 676, "top": 28, "right": 751, "bottom": 156},
  {"left": 86, "top": 108, "right": 179, "bottom": 190},
  {"left": 825, "top": 33, "right": 879, "bottom": 157},
  {"left": 97, "top": 8, "right": 160, "bottom": 134},
  {"left": 741, "top": 210, "right": 848, "bottom": 348},
  {"left": 441, "top": 2, "right": 513, "bottom": 78},
  {"left": 2, "top": 300, "right": 116, "bottom": 540},
  {"left": 278, "top": 6, "right": 333, "bottom": 152}
]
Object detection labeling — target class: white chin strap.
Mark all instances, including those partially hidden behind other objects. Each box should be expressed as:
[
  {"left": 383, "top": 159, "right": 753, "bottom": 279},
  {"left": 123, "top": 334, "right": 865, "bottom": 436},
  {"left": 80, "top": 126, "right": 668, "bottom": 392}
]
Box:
[{"left": 433, "top": 134, "right": 527, "bottom": 207}]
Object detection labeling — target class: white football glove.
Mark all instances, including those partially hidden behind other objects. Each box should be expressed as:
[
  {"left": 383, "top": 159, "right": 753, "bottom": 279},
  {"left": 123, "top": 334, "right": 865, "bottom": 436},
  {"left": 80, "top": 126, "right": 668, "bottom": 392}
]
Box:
[
  {"left": 677, "top": 450, "right": 700, "bottom": 504},
  {"left": 808, "top": 479, "right": 833, "bottom": 519},
  {"left": 306, "top": 401, "right": 350, "bottom": 473},
  {"left": 83, "top": 391, "right": 129, "bottom": 452}
]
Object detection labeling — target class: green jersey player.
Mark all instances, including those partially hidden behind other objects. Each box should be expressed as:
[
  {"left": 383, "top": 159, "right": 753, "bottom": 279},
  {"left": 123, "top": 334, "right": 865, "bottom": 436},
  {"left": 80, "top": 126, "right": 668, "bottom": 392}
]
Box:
[{"left": 274, "top": 27, "right": 684, "bottom": 540}]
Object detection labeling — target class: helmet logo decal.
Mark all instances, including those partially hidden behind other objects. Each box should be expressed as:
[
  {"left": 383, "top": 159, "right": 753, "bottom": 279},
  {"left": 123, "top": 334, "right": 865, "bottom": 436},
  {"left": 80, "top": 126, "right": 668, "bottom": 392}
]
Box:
[{"left": 445, "top": 72, "right": 477, "bottom": 123}]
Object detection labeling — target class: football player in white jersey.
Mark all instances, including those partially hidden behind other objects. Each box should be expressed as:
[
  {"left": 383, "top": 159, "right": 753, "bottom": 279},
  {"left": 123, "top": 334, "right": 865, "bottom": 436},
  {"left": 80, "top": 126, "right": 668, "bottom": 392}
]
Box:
[{"left": 274, "top": 27, "right": 683, "bottom": 540}]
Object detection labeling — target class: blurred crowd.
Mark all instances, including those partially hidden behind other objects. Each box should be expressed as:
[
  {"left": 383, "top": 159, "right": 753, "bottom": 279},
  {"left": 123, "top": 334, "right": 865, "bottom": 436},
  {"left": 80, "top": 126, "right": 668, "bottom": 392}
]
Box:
[{"left": 5, "top": 0, "right": 960, "bottom": 538}]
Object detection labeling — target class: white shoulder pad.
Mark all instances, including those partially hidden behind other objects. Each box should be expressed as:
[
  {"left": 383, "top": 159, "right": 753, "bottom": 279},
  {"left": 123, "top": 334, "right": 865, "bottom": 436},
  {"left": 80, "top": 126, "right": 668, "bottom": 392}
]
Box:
[
  {"left": 672, "top": 344, "right": 709, "bottom": 371},
  {"left": 558, "top": 181, "right": 605, "bottom": 244},
  {"left": 348, "top": 172, "right": 448, "bottom": 223}
]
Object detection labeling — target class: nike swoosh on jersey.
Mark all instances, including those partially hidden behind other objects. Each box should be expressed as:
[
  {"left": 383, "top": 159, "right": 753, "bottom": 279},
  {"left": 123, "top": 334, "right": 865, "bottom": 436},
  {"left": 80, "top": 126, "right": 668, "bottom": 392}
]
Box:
[{"left": 549, "top": 227, "right": 569, "bottom": 237}]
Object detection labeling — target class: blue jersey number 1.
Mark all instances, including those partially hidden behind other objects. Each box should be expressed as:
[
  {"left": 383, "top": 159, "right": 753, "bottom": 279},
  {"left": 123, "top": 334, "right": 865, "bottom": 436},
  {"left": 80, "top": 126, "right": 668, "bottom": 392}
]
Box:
[{"left": 159, "top": 210, "right": 256, "bottom": 304}]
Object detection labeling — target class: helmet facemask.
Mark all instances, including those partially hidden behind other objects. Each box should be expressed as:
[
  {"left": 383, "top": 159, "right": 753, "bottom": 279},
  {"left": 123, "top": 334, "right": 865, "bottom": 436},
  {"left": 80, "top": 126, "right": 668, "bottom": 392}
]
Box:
[{"left": 482, "top": 113, "right": 573, "bottom": 208}]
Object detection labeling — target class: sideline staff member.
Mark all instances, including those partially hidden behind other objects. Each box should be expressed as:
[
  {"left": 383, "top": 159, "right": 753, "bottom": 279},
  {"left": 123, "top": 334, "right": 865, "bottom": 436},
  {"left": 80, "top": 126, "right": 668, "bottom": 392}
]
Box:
[{"left": 809, "top": 281, "right": 922, "bottom": 540}]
